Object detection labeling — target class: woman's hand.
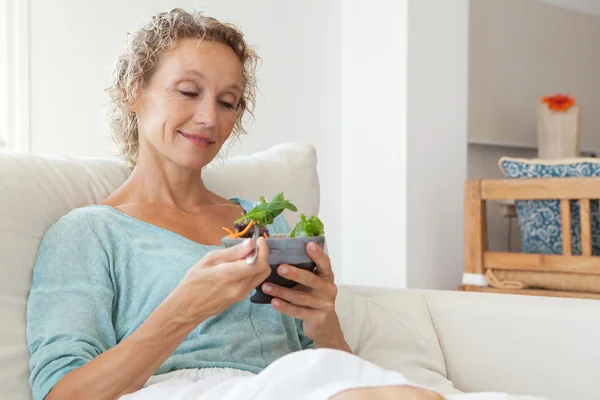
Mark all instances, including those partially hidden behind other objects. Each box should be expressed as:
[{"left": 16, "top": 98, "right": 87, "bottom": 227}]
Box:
[
  {"left": 261, "top": 242, "right": 351, "bottom": 352},
  {"left": 174, "top": 237, "right": 271, "bottom": 325}
]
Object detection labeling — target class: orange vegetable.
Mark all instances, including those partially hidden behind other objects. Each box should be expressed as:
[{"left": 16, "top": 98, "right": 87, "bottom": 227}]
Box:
[{"left": 227, "top": 220, "right": 255, "bottom": 238}]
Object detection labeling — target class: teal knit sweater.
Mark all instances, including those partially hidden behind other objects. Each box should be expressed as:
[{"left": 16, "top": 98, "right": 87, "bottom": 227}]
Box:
[{"left": 26, "top": 199, "right": 313, "bottom": 400}]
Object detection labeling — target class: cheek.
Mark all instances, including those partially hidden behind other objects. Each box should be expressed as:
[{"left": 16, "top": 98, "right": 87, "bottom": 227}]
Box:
[
  {"left": 164, "top": 98, "right": 193, "bottom": 123},
  {"left": 220, "top": 112, "right": 238, "bottom": 136},
  {"left": 137, "top": 96, "right": 165, "bottom": 131},
  {"left": 137, "top": 112, "right": 166, "bottom": 144},
  {"left": 147, "top": 100, "right": 192, "bottom": 137}
]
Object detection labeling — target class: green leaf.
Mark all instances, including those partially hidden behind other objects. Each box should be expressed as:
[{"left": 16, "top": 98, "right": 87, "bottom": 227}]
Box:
[
  {"left": 270, "top": 192, "right": 284, "bottom": 202},
  {"left": 290, "top": 214, "right": 325, "bottom": 237},
  {"left": 234, "top": 192, "right": 298, "bottom": 228}
]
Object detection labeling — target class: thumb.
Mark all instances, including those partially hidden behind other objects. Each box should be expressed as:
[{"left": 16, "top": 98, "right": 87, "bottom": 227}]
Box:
[{"left": 202, "top": 239, "right": 254, "bottom": 266}]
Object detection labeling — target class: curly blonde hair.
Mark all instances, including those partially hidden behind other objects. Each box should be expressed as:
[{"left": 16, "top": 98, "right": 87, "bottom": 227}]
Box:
[{"left": 105, "top": 8, "right": 259, "bottom": 168}]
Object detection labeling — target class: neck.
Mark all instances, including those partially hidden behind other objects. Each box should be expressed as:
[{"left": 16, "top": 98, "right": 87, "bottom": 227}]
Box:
[{"left": 117, "top": 149, "right": 217, "bottom": 211}]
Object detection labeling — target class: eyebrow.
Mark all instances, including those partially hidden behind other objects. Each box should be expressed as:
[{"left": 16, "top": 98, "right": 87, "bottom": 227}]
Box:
[{"left": 182, "top": 69, "right": 242, "bottom": 93}]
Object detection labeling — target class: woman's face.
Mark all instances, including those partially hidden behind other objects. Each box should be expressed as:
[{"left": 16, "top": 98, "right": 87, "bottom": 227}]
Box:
[{"left": 134, "top": 38, "right": 243, "bottom": 170}]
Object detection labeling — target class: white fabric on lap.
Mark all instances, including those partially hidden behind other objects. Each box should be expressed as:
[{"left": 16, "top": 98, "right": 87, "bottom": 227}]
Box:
[
  {"left": 121, "top": 349, "right": 548, "bottom": 400},
  {"left": 203, "top": 348, "right": 413, "bottom": 400},
  {"left": 142, "top": 367, "right": 255, "bottom": 388},
  {"left": 120, "top": 349, "right": 413, "bottom": 400},
  {"left": 120, "top": 368, "right": 255, "bottom": 400}
]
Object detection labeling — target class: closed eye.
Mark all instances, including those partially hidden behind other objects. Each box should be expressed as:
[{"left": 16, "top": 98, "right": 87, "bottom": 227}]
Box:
[
  {"left": 219, "top": 101, "right": 235, "bottom": 109},
  {"left": 179, "top": 91, "right": 198, "bottom": 98}
]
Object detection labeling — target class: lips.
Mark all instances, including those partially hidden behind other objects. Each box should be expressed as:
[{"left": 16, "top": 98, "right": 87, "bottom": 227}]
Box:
[{"left": 178, "top": 131, "right": 215, "bottom": 145}]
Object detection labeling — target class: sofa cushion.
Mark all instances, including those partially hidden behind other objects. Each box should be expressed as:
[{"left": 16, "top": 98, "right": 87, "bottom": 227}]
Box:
[
  {"left": 499, "top": 157, "right": 600, "bottom": 255},
  {"left": 0, "top": 142, "right": 319, "bottom": 400},
  {"left": 424, "top": 289, "right": 600, "bottom": 399},
  {"left": 336, "top": 286, "right": 462, "bottom": 395}
]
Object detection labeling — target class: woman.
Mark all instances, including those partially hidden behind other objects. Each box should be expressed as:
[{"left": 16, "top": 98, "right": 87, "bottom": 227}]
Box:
[{"left": 26, "top": 9, "right": 442, "bottom": 400}]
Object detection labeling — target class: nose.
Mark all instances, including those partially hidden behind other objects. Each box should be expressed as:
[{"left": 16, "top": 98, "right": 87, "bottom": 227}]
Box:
[{"left": 193, "top": 97, "right": 218, "bottom": 128}]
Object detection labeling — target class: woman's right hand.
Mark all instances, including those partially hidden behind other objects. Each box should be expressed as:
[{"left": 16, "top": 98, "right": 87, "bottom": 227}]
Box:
[{"left": 174, "top": 237, "right": 271, "bottom": 324}]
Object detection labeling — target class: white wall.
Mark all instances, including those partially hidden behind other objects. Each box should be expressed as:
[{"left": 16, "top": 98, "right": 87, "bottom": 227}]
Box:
[
  {"left": 406, "top": 0, "right": 469, "bottom": 290},
  {"left": 341, "top": 0, "right": 469, "bottom": 290},
  {"left": 536, "top": 0, "right": 600, "bottom": 17},
  {"left": 1, "top": 0, "right": 29, "bottom": 153},
  {"left": 469, "top": 0, "right": 600, "bottom": 152},
  {"left": 0, "top": 0, "right": 6, "bottom": 151},
  {"left": 27, "top": 0, "right": 344, "bottom": 270},
  {"left": 339, "top": 1, "right": 408, "bottom": 287}
]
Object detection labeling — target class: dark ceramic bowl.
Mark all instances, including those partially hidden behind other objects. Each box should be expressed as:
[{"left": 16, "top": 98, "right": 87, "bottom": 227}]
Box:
[{"left": 221, "top": 235, "right": 326, "bottom": 304}]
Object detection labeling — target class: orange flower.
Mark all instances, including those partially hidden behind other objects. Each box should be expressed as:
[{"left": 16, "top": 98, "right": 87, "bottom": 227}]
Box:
[{"left": 541, "top": 94, "right": 576, "bottom": 112}]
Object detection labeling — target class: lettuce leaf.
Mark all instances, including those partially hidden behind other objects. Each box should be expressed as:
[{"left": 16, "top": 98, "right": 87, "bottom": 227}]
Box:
[
  {"left": 289, "top": 214, "right": 325, "bottom": 237},
  {"left": 235, "top": 192, "right": 297, "bottom": 228}
]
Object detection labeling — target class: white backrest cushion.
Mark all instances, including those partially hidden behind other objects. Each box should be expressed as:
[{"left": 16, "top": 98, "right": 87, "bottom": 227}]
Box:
[
  {"left": 336, "top": 286, "right": 463, "bottom": 396},
  {"left": 0, "top": 142, "right": 319, "bottom": 400}
]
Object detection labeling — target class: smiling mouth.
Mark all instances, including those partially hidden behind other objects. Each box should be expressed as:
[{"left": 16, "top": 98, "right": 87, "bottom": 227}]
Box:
[{"left": 178, "top": 131, "right": 215, "bottom": 144}]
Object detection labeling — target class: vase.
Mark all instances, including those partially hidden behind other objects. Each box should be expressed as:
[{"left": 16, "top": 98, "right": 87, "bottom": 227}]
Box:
[{"left": 536, "top": 103, "right": 581, "bottom": 159}]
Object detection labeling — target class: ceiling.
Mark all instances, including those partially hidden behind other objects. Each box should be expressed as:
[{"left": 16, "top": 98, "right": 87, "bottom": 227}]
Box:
[{"left": 536, "top": 0, "right": 600, "bottom": 17}]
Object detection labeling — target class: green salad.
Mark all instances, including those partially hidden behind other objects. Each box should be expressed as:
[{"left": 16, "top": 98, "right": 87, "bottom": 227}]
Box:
[{"left": 223, "top": 192, "right": 325, "bottom": 239}]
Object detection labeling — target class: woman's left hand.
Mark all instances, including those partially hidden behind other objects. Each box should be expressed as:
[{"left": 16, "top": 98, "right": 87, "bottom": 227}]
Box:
[{"left": 261, "top": 242, "right": 352, "bottom": 353}]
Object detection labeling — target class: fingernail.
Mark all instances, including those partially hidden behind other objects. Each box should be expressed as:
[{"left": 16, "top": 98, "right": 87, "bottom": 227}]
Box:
[
  {"left": 309, "top": 242, "right": 318, "bottom": 252},
  {"left": 243, "top": 239, "right": 252, "bottom": 247},
  {"left": 263, "top": 283, "right": 272, "bottom": 293},
  {"left": 279, "top": 265, "right": 289, "bottom": 275},
  {"left": 272, "top": 299, "right": 280, "bottom": 307}
]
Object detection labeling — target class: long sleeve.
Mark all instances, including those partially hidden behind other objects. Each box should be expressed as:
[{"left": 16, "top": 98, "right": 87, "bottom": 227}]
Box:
[{"left": 27, "top": 212, "right": 116, "bottom": 400}]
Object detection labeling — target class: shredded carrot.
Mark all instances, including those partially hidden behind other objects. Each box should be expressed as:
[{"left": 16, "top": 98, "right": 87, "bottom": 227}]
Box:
[
  {"left": 227, "top": 220, "right": 255, "bottom": 238},
  {"left": 222, "top": 227, "right": 234, "bottom": 235},
  {"left": 279, "top": 234, "right": 283, "bottom": 238},
  {"left": 263, "top": 233, "right": 268, "bottom": 238}
]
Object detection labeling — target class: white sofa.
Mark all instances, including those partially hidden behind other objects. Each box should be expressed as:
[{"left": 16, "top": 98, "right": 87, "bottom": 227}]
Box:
[{"left": 1, "top": 143, "right": 599, "bottom": 400}]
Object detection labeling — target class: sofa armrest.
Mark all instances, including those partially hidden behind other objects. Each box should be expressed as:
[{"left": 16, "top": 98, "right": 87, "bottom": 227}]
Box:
[{"left": 424, "top": 290, "right": 600, "bottom": 399}]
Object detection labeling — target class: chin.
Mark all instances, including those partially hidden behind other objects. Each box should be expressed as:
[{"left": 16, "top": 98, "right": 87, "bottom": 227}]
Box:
[{"left": 175, "top": 152, "right": 218, "bottom": 170}]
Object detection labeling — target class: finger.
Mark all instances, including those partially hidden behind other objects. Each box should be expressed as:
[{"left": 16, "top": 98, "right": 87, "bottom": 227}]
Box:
[
  {"left": 216, "top": 238, "right": 270, "bottom": 280},
  {"left": 292, "top": 283, "right": 312, "bottom": 293},
  {"left": 271, "top": 297, "right": 320, "bottom": 320},
  {"left": 203, "top": 238, "right": 254, "bottom": 266},
  {"left": 246, "top": 237, "right": 271, "bottom": 290},
  {"left": 217, "top": 259, "right": 266, "bottom": 281},
  {"left": 277, "top": 264, "right": 334, "bottom": 296},
  {"left": 262, "top": 283, "right": 332, "bottom": 310},
  {"left": 306, "top": 242, "right": 334, "bottom": 281}
]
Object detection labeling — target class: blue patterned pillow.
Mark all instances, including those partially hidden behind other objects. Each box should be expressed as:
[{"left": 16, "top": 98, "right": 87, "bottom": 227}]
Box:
[{"left": 499, "top": 158, "right": 600, "bottom": 255}]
